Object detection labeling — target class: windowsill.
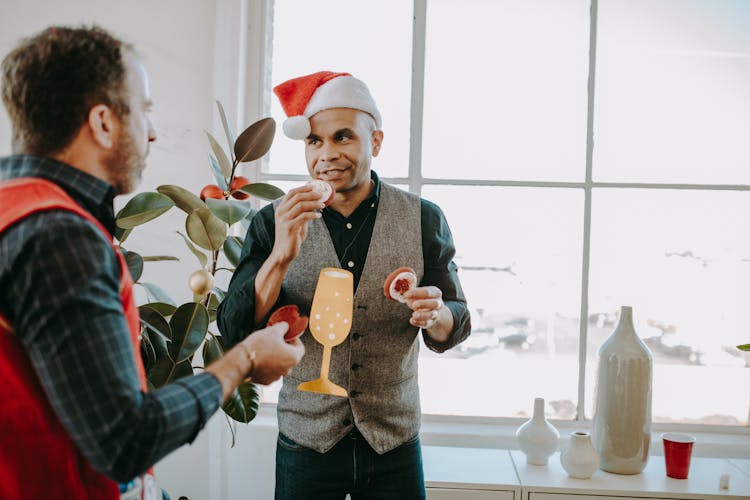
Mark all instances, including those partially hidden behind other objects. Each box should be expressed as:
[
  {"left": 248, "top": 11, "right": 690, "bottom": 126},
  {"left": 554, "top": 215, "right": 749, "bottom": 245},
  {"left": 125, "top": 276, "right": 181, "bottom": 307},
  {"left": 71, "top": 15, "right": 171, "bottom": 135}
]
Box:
[{"left": 255, "top": 404, "right": 750, "bottom": 460}]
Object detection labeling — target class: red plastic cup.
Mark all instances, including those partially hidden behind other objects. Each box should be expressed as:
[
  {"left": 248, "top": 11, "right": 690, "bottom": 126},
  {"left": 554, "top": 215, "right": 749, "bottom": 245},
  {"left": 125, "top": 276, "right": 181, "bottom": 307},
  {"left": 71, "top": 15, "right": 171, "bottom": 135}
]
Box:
[{"left": 662, "top": 432, "right": 695, "bottom": 479}]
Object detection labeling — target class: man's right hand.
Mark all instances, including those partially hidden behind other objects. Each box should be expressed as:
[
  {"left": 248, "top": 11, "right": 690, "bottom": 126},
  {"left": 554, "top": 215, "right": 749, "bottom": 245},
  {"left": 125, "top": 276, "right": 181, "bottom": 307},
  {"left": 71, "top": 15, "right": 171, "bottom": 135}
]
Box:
[
  {"left": 206, "top": 322, "right": 304, "bottom": 402},
  {"left": 270, "top": 185, "right": 325, "bottom": 265},
  {"left": 242, "top": 322, "right": 305, "bottom": 385},
  {"left": 252, "top": 185, "right": 324, "bottom": 324}
]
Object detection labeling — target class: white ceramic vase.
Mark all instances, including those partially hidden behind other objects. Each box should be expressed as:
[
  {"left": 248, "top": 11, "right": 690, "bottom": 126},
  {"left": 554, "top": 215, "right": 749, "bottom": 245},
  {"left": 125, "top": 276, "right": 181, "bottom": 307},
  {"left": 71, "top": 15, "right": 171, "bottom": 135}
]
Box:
[
  {"left": 560, "top": 431, "right": 600, "bottom": 479},
  {"left": 516, "top": 397, "right": 559, "bottom": 465},
  {"left": 591, "top": 305, "right": 653, "bottom": 474}
]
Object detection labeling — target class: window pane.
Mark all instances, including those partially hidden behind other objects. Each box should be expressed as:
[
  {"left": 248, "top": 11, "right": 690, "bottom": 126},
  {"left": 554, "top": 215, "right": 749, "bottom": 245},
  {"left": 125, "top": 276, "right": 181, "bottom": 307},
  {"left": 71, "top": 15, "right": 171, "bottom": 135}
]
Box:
[
  {"left": 586, "top": 189, "right": 750, "bottom": 425},
  {"left": 422, "top": 0, "right": 590, "bottom": 181},
  {"left": 268, "top": 0, "right": 412, "bottom": 178},
  {"left": 595, "top": 0, "right": 750, "bottom": 184},
  {"left": 420, "top": 186, "right": 583, "bottom": 418}
]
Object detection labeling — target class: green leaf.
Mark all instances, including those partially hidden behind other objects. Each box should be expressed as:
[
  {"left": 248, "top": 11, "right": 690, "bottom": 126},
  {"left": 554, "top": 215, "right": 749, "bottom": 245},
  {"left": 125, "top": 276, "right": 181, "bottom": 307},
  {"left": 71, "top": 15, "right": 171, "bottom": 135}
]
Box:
[
  {"left": 176, "top": 230, "right": 208, "bottom": 268},
  {"left": 205, "top": 130, "right": 232, "bottom": 178},
  {"left": 186, "top": 208, "right": 227, "bottom": 252},
  {"left": 147, "top": 356, "right": 174, "bottom": 388},
  {"left": 139, "top": 305, "right": 172, "bottom": 341},
  {"left": 205, "top": 198, "right": 253, "bottom": 225},
  {"left": 141, "top": 302, "right": 177, "bottom": 317},
  {"left": 236, "top": 182, "right": 284, "bottom": 201},
  {"left": 140, "top": 331, "right": 157, "bottom": 370},
  {"left": 202, "top": 333, "right": 225, "bottom": 367},
  {"left": 139, "top": 282, "right": 177, "bottom": 306},
  {"left": 168, "top": 360, "right": 195, "bottom": 383},
  {"left": 234, "top": 117, "right": 276, "bottom": 163},
  {"left": 116, "top": 192, "right": 174, "bottom": 229},
  {"left": 216, "top": 100, "right": 236, "bottom": 157},
  {"left": 169, "top": 302, "right": 209, "bottom": 363},
  {"left": 208, "top": 154, "right": 228, "bottom": 190},
  {"left": 222, "top": 388, "right": 247, "bottom": 422},
  {"left": 115, "top": 225, "right": 132, "bottom": 244},
  {"left": 738, "top": 344, "right": 750, "bottom": 351},
  {"left": 223, "top": 236, "right": 244, "bottom": 267},
  {"left": 157, "top": 184, "right": 207, "bottom": 214},
  {"left": 144, "top": 327, "right": 170, "bottom": 359},
  {"left": 142, "top": 255, "right": 179, "bottom": 262},
  {"left": 212, "top": 287, "right": 226, "bottom": 301},
  {"left": 207, "top": 294, "right": 221, "bottom": 324},
  {"left": 124, "top": 250, "right": 144, "bottom": 282},
  {"left": 223, "top": 381, "right": 260, "bottom": 423}
]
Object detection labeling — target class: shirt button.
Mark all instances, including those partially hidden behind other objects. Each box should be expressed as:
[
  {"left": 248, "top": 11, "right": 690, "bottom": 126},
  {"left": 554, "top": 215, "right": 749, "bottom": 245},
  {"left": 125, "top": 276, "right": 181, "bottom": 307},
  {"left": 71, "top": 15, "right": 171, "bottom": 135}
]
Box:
[
  {"left": 351, "top": 363, "right": 360, "bottom": 371},
  {"left": 347, "top": 261, "right": 354, "bottom": 268},
  {"left": 342, "top": 418, "right": 351, "bottom": 426},
  {"left": 352, "top": 332, "right": 360, "bottom": 340},
  {"left": 350, "top": 390, "right": 360, "bottom": 398},
  {"left": 346, "top": 222, "right": 353, "bottom": 229}
]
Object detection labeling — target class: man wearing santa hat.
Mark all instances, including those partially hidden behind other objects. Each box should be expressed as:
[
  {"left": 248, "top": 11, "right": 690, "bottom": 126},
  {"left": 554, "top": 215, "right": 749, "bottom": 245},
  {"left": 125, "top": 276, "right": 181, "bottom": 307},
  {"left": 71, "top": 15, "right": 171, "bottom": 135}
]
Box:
[{"left": 218, "top": 71, "right": 471, "bottom": 499}]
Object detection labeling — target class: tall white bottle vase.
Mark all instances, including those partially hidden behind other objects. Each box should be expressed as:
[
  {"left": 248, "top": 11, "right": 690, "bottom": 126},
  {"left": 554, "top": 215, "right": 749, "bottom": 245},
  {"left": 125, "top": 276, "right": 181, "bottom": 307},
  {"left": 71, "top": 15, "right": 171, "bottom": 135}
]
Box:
[
  {"left": 515, "top": 397, "right": 559, "bottom": 465},
  {"left": 591, "top": 305, "right": 653, "bottom": 474},
  {"left": 560, "top": 431, "right": 600, "bottom": 479}
]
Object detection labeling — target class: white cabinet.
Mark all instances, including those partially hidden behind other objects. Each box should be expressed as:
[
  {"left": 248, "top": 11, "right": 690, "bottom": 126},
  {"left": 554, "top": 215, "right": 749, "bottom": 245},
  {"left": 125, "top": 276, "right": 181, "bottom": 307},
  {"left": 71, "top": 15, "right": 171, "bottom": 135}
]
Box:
[
  {"left": 422, "top": 446, "right": 750, "bottom": 500},
  {"left": 528, "top": 495, "right": 672, "bottom": 500},
  {"left": 424, "top": 446, "right": 521, "bottom": 499},
  {"left": 428, "top": 488, "right": 515, "bottom": 500},
  {"left": 511, "top": 450, "right": 750, "bottom": 500}
]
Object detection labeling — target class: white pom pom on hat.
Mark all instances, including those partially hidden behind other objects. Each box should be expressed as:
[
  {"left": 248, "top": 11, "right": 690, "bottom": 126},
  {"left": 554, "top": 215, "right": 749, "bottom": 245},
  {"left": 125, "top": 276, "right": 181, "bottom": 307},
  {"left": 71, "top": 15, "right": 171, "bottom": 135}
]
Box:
[
  {"left": 282, "top": 115, "right": 311, "bottom": 141},
  {"left": 273, "top": 71, "right": 382, "bottom": 140}
]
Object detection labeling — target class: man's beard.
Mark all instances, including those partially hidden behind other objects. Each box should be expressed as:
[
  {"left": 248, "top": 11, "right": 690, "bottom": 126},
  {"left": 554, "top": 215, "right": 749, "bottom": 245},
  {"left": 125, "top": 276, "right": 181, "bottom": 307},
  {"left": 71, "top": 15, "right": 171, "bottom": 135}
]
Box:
[{"left": 106, "top": 126, "right": 145, "bottom": 195}]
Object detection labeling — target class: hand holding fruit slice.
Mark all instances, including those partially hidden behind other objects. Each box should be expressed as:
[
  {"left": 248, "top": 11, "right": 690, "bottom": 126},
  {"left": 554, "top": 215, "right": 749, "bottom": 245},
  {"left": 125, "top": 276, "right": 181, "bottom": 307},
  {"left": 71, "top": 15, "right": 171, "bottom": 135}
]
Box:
[
  {"left": 384, "top": 267, "right": 418, "bottom": 303},
  {"left": 267, "top": 304, "right": 309, "bottom": 342},
  {"left": 305, "top": 179, "right": 335, "bottom": 207}
]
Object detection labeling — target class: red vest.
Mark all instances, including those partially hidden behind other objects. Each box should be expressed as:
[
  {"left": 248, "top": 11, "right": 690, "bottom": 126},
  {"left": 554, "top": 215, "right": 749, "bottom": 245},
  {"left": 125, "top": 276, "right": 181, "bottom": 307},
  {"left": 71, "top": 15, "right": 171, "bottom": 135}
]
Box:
[{"left": 0, "top": 177, "right": 148, "bottom": 500}]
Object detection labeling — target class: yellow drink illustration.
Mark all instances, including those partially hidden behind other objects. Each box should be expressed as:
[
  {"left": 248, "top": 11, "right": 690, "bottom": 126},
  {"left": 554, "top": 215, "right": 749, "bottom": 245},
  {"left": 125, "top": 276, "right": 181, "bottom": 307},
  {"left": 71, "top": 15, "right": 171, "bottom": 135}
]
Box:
[{"left": 298, "top": 268, "right": 353, "bottom": 397}]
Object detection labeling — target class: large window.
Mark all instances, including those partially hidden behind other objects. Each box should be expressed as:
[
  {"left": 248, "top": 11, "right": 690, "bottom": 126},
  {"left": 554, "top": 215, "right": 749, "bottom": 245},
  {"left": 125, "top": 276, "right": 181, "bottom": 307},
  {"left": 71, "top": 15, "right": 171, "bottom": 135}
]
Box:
[{"left": 255, "top": 0, "right": 750, "bottom": 429}]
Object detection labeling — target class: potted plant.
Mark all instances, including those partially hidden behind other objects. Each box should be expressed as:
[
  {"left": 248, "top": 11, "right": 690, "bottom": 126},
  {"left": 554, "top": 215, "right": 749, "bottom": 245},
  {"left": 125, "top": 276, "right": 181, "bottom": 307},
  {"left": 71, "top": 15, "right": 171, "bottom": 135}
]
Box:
[{"left": 113, "top": 101, "right": 283, "bottom": 443}]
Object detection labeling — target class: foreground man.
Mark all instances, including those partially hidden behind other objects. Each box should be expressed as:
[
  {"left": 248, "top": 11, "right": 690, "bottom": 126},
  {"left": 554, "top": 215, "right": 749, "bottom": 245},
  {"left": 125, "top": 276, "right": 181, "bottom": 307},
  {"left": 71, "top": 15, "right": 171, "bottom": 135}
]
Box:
[{"left": 0, "top": 26, "right": 303, "bottom": 500}]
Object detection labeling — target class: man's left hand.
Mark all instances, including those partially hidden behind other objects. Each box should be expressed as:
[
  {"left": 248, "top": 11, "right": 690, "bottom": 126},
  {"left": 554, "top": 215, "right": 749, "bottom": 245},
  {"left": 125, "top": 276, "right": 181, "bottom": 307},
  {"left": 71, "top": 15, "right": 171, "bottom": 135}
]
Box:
[{"left": 404, "top": 286, "right": 444, "bottom": 330}]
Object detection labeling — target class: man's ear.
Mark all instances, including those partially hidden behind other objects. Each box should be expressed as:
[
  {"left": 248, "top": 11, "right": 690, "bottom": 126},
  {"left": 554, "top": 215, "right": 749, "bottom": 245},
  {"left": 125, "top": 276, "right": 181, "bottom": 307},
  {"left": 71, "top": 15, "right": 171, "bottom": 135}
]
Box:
[
  {"left": 372, "top": 130, "right": 384, "bottom": 157},
  {"left": 87, "top": 104, "right": 118, "bottom": 149}
]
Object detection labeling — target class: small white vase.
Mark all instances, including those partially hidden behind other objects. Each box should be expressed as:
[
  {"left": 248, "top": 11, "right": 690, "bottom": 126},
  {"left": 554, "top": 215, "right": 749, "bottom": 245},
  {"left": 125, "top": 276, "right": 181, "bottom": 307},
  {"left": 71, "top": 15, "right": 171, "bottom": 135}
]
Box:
[
  {"left": 516, "top": 397, "right": 559, "bottom": 465},
  {"left": 561, "top": 431, "right": 600, "bottom": 479}
]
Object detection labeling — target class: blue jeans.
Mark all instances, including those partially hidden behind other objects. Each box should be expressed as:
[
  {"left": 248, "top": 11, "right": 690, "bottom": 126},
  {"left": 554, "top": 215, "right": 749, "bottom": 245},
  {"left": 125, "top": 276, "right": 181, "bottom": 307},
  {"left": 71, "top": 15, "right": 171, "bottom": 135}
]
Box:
[{"left": 275, "top": 428, "right": 426, "bottom": 500}]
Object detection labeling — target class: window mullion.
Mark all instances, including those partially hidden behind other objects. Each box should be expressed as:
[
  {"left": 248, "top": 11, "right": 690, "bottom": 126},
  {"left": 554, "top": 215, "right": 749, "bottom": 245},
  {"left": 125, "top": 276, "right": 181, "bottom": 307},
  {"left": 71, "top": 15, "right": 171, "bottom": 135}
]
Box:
[
  {"left": 577, "top": 0, "right": 599, "bottom": 423},
  {"left": 409, "top": 0, "right": 428, "bottom": 196}
]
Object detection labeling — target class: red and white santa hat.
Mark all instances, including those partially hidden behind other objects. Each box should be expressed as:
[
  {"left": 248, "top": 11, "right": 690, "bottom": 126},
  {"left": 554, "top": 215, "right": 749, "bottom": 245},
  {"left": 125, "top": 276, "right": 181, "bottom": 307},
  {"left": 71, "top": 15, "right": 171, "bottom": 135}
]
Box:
[{"left": 273, "top": 71, "right": 382, "bottom": 140}]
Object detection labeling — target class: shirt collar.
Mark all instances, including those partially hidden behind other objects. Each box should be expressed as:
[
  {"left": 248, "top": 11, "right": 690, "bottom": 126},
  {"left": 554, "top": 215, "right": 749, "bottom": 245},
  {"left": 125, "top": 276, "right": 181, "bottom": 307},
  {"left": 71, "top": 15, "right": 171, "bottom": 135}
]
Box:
[
  {"left": 0, "top": 155, "right": 117, "bottom": 234},
  {"left": 322, "top": 170, "right": 381, "bottom": 222}
]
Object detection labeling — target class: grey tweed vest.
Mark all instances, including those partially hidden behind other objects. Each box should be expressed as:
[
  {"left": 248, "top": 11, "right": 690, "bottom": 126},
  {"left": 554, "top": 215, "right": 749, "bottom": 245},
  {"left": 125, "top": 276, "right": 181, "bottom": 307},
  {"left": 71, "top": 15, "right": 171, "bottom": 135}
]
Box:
[{"left": 275, "top": 182, "right": 424, "bottom": 454}]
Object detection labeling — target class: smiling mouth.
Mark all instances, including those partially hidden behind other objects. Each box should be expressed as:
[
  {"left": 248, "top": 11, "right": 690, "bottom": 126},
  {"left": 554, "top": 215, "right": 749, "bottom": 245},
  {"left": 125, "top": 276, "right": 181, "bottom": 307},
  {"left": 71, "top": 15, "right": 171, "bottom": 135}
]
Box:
[{"left": 317, "top": 167, "right": 349, "bottom": 180}]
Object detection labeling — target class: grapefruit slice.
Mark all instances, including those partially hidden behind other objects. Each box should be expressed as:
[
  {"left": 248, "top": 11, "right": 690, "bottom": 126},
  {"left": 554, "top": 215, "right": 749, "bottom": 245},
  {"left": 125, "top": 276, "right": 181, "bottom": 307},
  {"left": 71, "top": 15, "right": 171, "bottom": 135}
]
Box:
[
  {"left": 384, "top": 267, "right": 417, "bottom": 303},
  {"left": 268, "top": 304, "right": 309, "bottom": 342},
  {"left": 306, "top": 179, "right": 335, "bottom": 206}
]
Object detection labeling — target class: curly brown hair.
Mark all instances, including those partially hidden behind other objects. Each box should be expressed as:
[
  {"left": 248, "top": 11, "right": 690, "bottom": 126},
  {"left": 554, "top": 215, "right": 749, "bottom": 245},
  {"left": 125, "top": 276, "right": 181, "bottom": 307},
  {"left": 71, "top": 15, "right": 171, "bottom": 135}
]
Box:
[{"left": 1, "top": 25, "right": 133, "bottom": 156}]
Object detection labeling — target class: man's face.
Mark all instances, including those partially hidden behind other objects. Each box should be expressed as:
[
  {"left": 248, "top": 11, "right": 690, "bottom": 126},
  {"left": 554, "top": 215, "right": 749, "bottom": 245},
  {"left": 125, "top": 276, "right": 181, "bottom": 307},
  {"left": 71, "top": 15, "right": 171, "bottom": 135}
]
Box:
[
  {"left": 106, "top": 54, "right": 156, "bottom": 194},
  {"left": 304, "top": 108, "right": 381, "bottom": 195}
]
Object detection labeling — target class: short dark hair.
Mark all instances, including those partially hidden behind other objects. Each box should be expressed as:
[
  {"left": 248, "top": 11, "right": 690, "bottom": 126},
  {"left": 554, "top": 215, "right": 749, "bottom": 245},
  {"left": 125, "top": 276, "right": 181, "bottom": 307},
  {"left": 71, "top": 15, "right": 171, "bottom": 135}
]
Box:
[{"left": 1, "top": 25, "right": 132, "bottom": 156}]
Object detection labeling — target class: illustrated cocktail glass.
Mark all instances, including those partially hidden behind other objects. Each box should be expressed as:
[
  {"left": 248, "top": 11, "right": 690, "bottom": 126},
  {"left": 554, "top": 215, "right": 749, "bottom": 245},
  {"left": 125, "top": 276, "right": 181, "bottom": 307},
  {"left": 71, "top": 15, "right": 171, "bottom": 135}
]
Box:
[{"left": 298, "top": 267, "right": 353, "bottom": 397}]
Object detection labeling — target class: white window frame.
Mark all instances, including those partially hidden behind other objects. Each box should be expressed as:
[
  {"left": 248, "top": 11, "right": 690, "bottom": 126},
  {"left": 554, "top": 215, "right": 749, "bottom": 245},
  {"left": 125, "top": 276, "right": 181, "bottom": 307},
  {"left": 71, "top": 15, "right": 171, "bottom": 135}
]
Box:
[{"left": 231, "top": 0, "right": 750, "bottom": 455}]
